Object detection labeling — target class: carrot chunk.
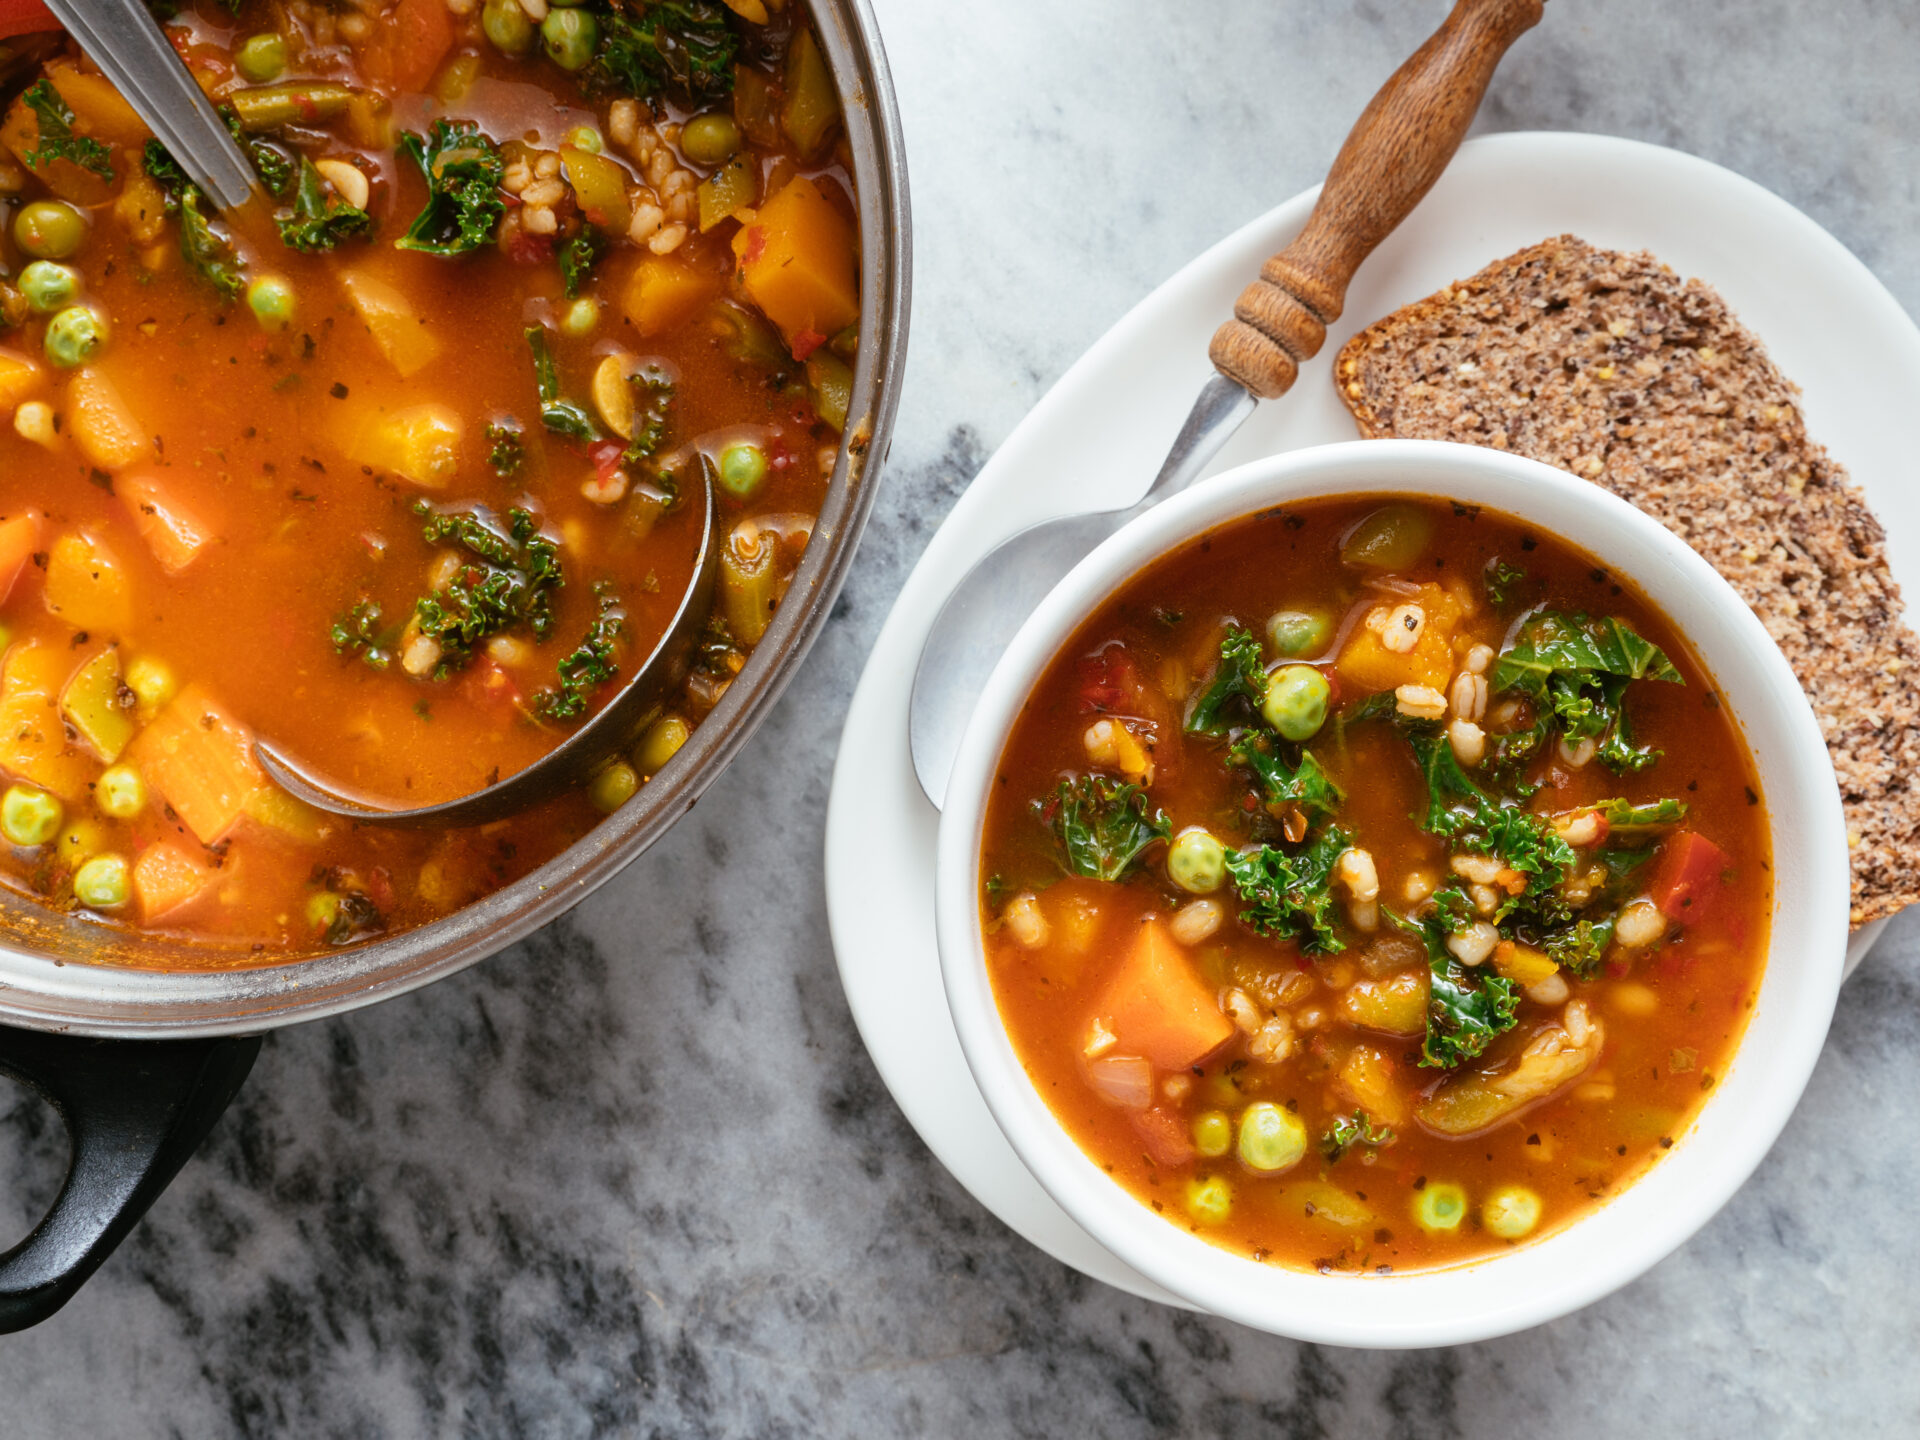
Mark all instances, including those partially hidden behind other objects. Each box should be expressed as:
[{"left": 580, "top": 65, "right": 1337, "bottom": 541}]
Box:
[
  {"left": 118, "top": 472, "right": 213, "bottom": 576},
  {"left": 127, "top": 685, "right": 266, "bottom": 845},
  {"left": 132, "top": 842, "right": 216, "bottom": 924},
  {"left": 1096, "top": 918, "right": 1234, "bottom": 1070}
]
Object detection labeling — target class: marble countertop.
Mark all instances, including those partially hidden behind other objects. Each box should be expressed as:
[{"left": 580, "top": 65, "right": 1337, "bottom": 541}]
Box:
[{"left": 5, "top": 0, "right": 1919, "bottom": 1433}]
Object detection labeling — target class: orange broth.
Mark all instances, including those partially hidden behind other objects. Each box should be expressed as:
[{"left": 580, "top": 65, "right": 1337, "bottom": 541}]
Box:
[
  {"left": 979, "top": 497, "right": 1770, "bottom": 1273},
  {"left": 0, "top": 1, "right": 857, "bottom": 960}
]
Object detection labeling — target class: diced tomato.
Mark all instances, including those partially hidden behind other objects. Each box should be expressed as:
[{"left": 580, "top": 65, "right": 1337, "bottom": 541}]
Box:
[
  {"left": 588, "top": 439, "right": 626, "bottom": 480},
  {"left": 1077, "top": 643, "right": 1139, "bottom": 715},
  {"left": 789, "top": 328, "right": 827, "bottom": 362},
  {"left": 1649, "top": 830, "right": 1730, "bottom": 925},
  {"left": 505, "top": 229, "right": 553, "bottom": 266},
  {"left": 1130, "top": 1107, "right": 1195, "bottom": 1169}
]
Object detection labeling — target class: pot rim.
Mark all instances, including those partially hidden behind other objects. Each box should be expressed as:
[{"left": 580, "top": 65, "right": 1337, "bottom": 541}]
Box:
[
  {"left": 934, "top": 439, "right": 1849, "bottom": 1346},
  {"left": 0, "top": 0, "right": 913, "bottom": 1037}
]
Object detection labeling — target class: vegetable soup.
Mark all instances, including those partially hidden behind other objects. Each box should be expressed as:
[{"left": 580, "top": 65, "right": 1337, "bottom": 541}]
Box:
[
  {"left": 0, "top": 0, "right": 859, "bottom": 960},
  {"left": 979, "top": 498, "right": 1770, "bottom": 1273}
]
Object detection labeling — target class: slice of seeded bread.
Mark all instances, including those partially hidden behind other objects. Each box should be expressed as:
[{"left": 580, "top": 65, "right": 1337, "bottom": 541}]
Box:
[{"left": 1335, "top": 234, "right": 1919, "bottom": 928}]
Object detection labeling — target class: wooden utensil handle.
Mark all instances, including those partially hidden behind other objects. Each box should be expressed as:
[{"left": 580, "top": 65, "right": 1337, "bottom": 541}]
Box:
[{"left": 1210, "top": 0, "right": 1545, "bottom": 398}]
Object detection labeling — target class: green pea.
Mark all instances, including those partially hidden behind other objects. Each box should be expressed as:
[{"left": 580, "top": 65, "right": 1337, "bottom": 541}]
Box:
[
  {"left": 1267, "top": 608, "right": 1331, "bottom": 658},
  {"left": 590, "top": 761, "right": 639, "bottom": 813},
  {"left": 72, "top": 853, "right": 130, "bottom": 910},
  {"left": 2, "top": 785, "right": 63, "bottom": 847},
  {"left": 44, "top": 305, "right": 106, "bottom": 368},
  {"left": 246, "top": 275, "right": 297, "bottom": 333},
  {"left": 680, "top": 112, "right": 743, "bottom": 166},
  {"left": 1183, "top": 1174, "right": 1233, "bottom": 1227},
  {"left": 13, "top": 200, "right": 86, "bottom": 260},
  {"left": 1413, "top": 1181, "right": 1468, "bottom": 1234},
  {"left": 96, "top": 764, "right": 148, "bottom": 820},
  {"left": 566, "top": 125, "right": 604, "bottom": 155},
  {"left": 482, "top": 0, "right": 535, "bottom": 54},
  {"left": 1260, "top": 664, "right": 1330, "bottom": 741},
  {"left": 560, "top": 296, "right": 600, "bottom": 337},
  {"left": 636, "top": 715, "right": 689, "bottom": 774},
  {"left": 235, "top": 32, "right": 289, "bottom": 83},
  {"left": 1341, "top": 503, "right": 1436, "bottom": 571},
  {"left": 1482, "top": 1185, "right": 1543, "bottom": 1240},
  {"left": 1167, "top": 828, "right": 1225, "bottom": 895},
  {"left": 717, "top": 441, "right": 769, "bottom": 499},
  {"left": 1191, "top": 1110, "right": 1232, "bottom": 1159},
  {"left": 540, "top": 9, "right": 598, "bottom": 71},
  {"left": 19, "top": 260, "right": 79, "bottom": 314},
  {"left": 1236, "top": 1101, "right": 1307, "bottom": 1174}
]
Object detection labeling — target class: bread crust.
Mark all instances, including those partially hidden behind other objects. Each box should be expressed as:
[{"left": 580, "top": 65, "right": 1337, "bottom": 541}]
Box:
[{"left": 1336, "top": 235, "right": 1919, "bottom": 928}]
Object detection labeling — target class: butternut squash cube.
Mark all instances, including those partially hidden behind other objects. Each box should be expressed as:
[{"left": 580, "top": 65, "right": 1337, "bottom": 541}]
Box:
[
  {"left": 67, "top": 368, "right": 151, "bottom": 471},
  {"left": 730, "top": 176, "right": 858, "bottom": 347},
  {"left": 43, "top": 531, "right": 133, "bottom": 636},
  {"left": 0, "top": 349, "right": 43, "bottom": 411},
  {"left": 0, "top": 639, "right": 97, "bottom": 800},
  {"left": 622, "top": 254, "right": 721, "bottom": 338},
  {"left": 341, "top": 270, "right": 443, "bottom": 377},
  {"left": 1333, "top": 1044, "right": 1408, "bottom": 1127},
  {"left": 350, "top": 404, "right": 463, "bottom": 488},
  {"left": 1335, "top": 581, "right": 1469, "bottom": 694},
  {"left": 133, "top": 841, "right": 217, "bottom": 924}
]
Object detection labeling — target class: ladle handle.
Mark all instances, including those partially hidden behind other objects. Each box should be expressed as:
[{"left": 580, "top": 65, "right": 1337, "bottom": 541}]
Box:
[{"left": 1208, "top": 0, "right": 1545, "bottom": 399}]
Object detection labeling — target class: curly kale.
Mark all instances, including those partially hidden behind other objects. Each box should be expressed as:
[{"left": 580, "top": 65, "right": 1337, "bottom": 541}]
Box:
[
  {"left": 21, "top": 80, "right": 114, "bottom": 180},
  {"left": 1490, "top": 610, "right": 1683, "bottom": 774},
  {"left": 526, "top": 325, "right": 602, "bottom": 443},
  {"left": 1185, "top": 626, "right": 1266, "bottom": 736},
  {"left": 1390, "top": 907, "right": 1521, "bottom": 1069},
  {"left": 143, "top": 141, "right": 245, "bottom": 300},
  {"left": 622, "top": 364, "right": 675, "bottom": 466},
  {"left": 276, "top": 155, "right": 374, "bottom": 252},
  {"left": 486, "top": 422, "right": 525, "bottom": 476},
  {"left": 330, "top": 599, "right": 396, "bottom": 670},
  {"left": 1483, "top": 558, "right": 1527, "bottom": 607},
  {"left": 533, "top": 584, "right": 625, "bottom": 721},
  {"left": 1035, "top": 775, "right": 1171, "bottom": 883},
  {"left": 411, "top": 504, "right": 563, "bottom": 677},
  {"left": 396, "top": 121, "right": 505, "bottom": 256},
  {"left": 587, "top": 1, "right": 739, "bottom": 107},
  {"left": 1223, "top": 824, "right": 1351, "bottom": 954},
  {"left": 559, "top": 227, "right": 603, "bottom": 299},
  {"left": 1227, "top": 729, "right": 1344, "bottom": 826},
  {"left": 1322, "top": 1111, "right": 1396, "bottom": 1163}
]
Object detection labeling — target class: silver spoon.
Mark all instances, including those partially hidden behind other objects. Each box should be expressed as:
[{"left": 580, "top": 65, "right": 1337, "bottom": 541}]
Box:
[
  {"left": 906, "top": 0, "right": 1547, "bottom": 808},
  {"left": 40, "top": 0, "right": 257, "bottom": 210},
  {"left": 255, "top": 478, "right": 721, "bottom": 827}
]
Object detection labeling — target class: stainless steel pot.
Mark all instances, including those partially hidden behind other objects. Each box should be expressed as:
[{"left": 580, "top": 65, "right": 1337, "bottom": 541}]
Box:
[{"left": 0, "top": 0, "right": 910, "bottom": 1328}]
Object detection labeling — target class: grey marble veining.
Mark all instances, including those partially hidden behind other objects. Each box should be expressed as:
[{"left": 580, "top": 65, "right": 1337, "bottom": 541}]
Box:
[{"left": 5, "top": 1, "right": 1920, "bottom": 1434}]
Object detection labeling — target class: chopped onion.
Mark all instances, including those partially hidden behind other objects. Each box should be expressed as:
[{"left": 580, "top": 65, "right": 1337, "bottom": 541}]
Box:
[{"left": 1086, "top": 1054, "right": 1154, "bottom": 1109}]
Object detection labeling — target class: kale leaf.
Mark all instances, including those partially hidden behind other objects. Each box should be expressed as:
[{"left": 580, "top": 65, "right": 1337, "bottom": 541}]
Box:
[
  {"left": 534, "top": 584, "right": 625, "bottom": 721},
  {"left": 559, "top": 227, "right": 603, "bottom": 298},
  {"left": 330, "top": 599, "right": 395, "bottom": 670},
  {"left": 1185, "top": 626, "right": 1266, "bottom": 736},
  {"left": 486, "top": 421, "right": 525, "bottom": 476},
  {"left": 276, "top": 155, "right": 374, "bottom": 252},
  {"left": 1223, "top": 824, "right": 1351, "bottom": 954},
  {"left": 21, "top": 81, "right": 114, "bottom": 180},
  {"left": 143, "top": 141, "right": 245, "bottom": 299},
  {"left": 525, "top": 325, "right": 602, "bottom": 443},
  {"left": 1228, "top": 729, "right": 1345, "bottom": 825},
  {"left": 396, "top": 121, "right": 505, "bottom": 256},
  {"left": 412, "top": 504, "right": 563, "bottom": 677},
  {"left": 1543, "top": 916, "right": 1615, "bottom": 980},
  {"left": 1035, "top": 775, "right": 1171, "bottom": 882},
  {"left": 587, "top": 1, "right": 739, "bottom": 107},
  {"left": 1390, "top": 907, "right": 1521, "bottom": 1068},
  {"left": 1322, "top": 1110, "right": 1396, "bottom": 1162},
  {"left": 1594, "top": 796, "right": 1688, "bottom": 834},
  {"left": 1490, "top": 611, "right": 1683, "bottom": 774},
  {"left": 622, "top": 364, "right": 675, "bottom": 465}
]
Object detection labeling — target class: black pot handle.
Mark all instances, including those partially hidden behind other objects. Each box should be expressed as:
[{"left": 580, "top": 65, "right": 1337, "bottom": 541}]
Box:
[{"left": 0, "top": 1025, "right": 260, "bottom": 1333}]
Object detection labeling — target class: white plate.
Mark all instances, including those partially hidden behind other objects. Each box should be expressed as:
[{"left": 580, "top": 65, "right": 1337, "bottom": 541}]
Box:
[{"left": 824, "top": 132, "right": 1920, "bottom": 1307}]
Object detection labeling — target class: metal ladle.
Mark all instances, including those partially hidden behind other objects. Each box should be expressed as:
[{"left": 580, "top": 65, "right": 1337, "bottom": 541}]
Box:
[{"left": 255, "top": 479, "right": 721, "bottom": 827}]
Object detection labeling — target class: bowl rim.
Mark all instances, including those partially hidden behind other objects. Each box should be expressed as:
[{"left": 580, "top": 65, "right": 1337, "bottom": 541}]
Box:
[
  {"left": 0, "top": 0, "right": 913, "bottom": 1036},
  {"left": 935, "top": 437, "right": 1849, "bottom": 1347}
]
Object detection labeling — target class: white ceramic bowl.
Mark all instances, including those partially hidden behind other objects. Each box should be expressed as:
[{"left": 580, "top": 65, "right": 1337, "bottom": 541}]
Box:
[{"left": 935, "top": 438, "right": 1850, "bottom": 1347}]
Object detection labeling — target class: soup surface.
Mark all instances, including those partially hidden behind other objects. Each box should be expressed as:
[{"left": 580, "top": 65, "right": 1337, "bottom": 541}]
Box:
[
  {"left": 979, "top": 497, "right": 1770, "bottom": 1273},
  {"left": 0, "top": 0, "right": 858, "bottom": 960}
]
